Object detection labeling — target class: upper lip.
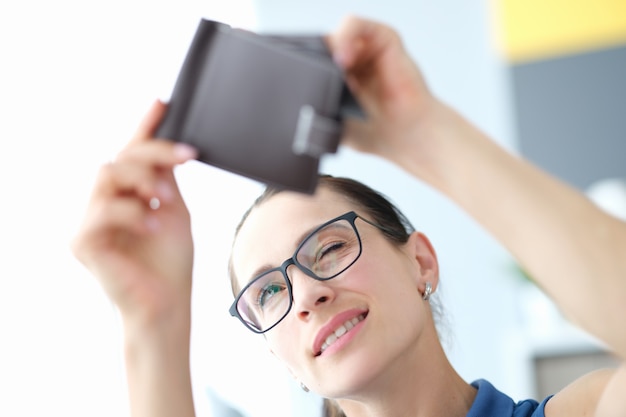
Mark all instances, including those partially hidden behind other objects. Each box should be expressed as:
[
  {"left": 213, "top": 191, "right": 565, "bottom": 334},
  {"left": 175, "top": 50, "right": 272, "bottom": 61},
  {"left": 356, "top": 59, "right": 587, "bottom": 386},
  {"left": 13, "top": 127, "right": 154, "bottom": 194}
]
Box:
[{"left": 312, "top": 308, "right": 368, "bottom": 356}]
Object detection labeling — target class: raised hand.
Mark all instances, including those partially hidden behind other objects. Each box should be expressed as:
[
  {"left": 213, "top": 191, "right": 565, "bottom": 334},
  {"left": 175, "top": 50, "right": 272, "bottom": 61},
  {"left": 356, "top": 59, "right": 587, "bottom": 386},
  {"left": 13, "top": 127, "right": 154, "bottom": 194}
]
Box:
[
  {"left": 327, "top": 16, "right": 439, "bottom": 171},
  {"left": 72, "top": 100, "right": 198, "bottom": 324}
]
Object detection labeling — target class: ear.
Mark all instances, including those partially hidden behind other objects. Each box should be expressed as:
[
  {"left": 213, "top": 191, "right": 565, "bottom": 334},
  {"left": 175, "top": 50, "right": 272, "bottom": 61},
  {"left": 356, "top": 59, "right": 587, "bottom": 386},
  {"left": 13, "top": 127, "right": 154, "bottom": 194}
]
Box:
[{"left": 405, "top": 231, "right": 439, "bottom": 294}]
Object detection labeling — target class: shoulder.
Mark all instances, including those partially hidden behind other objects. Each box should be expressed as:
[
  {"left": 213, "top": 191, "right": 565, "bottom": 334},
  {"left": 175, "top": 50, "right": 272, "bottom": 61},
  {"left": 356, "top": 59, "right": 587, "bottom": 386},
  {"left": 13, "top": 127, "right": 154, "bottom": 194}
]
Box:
[{"left": 544, "top": 368, "right": 615, "bottom": 417}]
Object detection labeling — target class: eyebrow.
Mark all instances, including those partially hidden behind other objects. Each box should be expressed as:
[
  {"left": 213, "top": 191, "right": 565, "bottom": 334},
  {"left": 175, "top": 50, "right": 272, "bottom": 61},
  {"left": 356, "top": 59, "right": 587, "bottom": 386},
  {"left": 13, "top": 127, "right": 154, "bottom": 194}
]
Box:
[
  {"left": 246, "top": 263, "right": 276, "bottom": 285},
  {"left": 243, "top": 220, "right": 329, "bottom": 285}
]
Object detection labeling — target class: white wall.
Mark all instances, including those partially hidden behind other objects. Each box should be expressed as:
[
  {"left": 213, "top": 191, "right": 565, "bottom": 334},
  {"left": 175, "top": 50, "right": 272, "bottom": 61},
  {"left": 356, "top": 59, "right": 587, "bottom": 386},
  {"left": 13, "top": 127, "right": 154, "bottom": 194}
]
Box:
[
  {"left": 0, "top": 2, "right": 272, "bottom": 417},
  {"left": 1, "top": 1, "right": 564, "bottom": 417}
]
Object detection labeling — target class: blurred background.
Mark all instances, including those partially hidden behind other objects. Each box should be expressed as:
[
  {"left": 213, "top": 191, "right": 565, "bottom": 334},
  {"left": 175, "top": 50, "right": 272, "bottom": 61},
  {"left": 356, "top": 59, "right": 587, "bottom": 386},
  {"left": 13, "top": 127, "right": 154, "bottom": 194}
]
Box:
[{"left": 1, "top": 1, "right": 625, "bottom": 416}]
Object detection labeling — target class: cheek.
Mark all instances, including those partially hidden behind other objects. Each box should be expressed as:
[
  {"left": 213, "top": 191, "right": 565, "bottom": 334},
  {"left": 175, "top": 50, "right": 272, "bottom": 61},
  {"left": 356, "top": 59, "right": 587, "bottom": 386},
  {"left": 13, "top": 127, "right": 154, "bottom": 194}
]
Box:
[
  {"left": 264, "top": 327, "right": 302, "bottom": 372},
  {"left": 348, "top": 247, "right": 420, "bottom": 296},
  {"left": 350, "top": 249, "right": 426, "bottom": 323}
]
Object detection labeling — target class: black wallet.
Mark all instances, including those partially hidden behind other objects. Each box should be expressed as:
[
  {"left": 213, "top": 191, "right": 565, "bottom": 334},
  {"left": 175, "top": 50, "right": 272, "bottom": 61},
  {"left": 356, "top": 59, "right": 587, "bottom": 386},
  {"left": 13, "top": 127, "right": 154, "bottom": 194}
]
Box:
[{"left": 156, "top": 19, "right": 364, "bottom": 193}]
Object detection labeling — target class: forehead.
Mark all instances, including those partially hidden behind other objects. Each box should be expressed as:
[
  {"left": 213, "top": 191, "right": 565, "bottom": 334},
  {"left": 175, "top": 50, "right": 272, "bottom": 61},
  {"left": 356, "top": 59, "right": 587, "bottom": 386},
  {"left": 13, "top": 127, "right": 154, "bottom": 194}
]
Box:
[{"left": 231, "top": 187, "right": 357, "bottom": 284}]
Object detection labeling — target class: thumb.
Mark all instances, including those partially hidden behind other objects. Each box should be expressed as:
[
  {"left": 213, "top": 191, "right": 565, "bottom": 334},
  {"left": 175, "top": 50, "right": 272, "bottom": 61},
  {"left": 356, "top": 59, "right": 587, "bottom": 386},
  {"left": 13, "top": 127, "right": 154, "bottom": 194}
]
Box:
[
  {"left": 129, "top": 100, "right": 168, "bottom": 144},
  {"left": 340, "top": 118, "right": 378, "bottom": 154}
]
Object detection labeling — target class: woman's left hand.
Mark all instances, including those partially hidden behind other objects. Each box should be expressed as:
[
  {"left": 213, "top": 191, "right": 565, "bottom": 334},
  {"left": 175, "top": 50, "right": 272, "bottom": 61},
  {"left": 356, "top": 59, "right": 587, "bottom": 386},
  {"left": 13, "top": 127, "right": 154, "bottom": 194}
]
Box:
[{"left": 327, "top": 17, "right": 436, "bottom": 164}]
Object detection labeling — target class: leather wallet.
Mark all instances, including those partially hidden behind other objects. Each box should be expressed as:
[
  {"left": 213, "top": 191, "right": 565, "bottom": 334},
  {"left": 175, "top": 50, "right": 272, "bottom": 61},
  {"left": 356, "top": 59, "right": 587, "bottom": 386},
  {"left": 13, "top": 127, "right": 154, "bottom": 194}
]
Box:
[{"left": 156, "top": 19, "right": 364, "bottom": 193}]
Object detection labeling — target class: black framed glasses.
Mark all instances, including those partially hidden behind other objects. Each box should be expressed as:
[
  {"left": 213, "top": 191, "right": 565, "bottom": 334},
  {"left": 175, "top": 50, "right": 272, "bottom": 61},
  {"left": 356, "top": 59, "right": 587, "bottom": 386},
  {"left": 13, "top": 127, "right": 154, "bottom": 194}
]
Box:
[{"left": 229, "top": 211, "right": 379, "bottom": 334}]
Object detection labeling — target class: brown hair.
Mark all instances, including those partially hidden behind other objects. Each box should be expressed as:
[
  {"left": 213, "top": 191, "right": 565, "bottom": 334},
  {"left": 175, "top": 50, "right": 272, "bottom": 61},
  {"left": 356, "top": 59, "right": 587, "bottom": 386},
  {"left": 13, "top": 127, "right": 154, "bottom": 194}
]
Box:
[
  {"left": 323, "top": 398, "right": 346, "bottom": 417},
  {"left": 238, "top": 175, "right": 415, "bottom": 239}
]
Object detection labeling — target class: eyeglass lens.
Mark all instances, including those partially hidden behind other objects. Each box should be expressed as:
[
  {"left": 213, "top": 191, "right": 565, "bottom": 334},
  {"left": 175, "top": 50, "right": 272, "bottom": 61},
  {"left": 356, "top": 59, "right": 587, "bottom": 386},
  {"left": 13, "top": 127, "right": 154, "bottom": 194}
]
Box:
[{"left": 235, "top": 216, "right": 362, "bottom": 332}]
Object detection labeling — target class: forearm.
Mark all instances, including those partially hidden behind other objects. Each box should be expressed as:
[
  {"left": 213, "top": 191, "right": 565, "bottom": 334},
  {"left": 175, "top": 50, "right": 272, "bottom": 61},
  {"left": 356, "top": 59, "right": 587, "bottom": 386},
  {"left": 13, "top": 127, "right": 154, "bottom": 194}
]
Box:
[
  {"left": 123, "top": 308, "right": 196, "bottom": 417},
  {"left": 404, "top": 100, "right": 626, "bottom": 357}
]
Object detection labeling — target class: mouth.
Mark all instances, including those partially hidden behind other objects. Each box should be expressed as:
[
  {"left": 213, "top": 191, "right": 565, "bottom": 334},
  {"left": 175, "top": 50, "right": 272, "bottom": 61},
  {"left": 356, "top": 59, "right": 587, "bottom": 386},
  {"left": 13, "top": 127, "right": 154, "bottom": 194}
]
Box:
[{"left": 314, "top": 311, "right": 368, "bottom": 357}]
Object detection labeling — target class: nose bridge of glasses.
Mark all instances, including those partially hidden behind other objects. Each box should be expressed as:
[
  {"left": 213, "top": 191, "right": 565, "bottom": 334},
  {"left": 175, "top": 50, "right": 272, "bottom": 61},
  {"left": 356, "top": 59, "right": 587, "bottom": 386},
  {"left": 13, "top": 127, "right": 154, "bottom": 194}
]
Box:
[
  {"left": 285, "top": 260, "right": 321, "bottom": 284},
  {"left": 286, "top": 262, "right": 335, "bottom": 306}
]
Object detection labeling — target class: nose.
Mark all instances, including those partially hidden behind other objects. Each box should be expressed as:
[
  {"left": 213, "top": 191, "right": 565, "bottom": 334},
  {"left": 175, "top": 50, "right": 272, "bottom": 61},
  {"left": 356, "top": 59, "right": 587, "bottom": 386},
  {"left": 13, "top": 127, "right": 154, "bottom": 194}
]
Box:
[{"left": 287, "top": 265, "right": 335, "bottom": 321}]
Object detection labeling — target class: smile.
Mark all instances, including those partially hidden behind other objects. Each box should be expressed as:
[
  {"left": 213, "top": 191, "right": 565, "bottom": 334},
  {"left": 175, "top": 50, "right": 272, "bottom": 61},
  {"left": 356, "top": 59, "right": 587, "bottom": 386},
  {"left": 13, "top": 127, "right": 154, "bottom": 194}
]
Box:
[{"left": 318, "top": 313, "right": 367, "bottom": 355}]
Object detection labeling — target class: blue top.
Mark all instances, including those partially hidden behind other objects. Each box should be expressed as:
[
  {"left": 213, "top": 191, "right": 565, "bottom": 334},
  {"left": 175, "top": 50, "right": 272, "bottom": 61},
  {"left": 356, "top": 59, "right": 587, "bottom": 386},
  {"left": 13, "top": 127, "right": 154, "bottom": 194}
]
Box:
[{"left": 467, "top": 380, "right": 552, "bottom": 417}]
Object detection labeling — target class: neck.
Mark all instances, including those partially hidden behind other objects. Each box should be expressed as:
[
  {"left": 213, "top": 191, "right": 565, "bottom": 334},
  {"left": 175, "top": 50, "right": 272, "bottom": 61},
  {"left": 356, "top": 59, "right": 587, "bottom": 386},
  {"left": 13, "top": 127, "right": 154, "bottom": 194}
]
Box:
[{"left": 335, "top": 324, "right": 476, "bottom": 417}]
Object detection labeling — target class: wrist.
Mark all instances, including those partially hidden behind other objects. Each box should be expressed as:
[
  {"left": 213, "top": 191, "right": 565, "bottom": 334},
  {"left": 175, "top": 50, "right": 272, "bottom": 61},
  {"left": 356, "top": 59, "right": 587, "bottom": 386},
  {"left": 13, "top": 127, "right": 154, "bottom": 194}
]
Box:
[
  {"left": 122, "top": 304, "right": 195, "bottom": 417},
  {"left": 386, "top": 98, "right": 461, "bottom": 185},
  {"left": 122, "top": 301, "right": 192, "bottom": 354},
  {"left": 401, "top": 99, "right": 494, "bottom": 190}
]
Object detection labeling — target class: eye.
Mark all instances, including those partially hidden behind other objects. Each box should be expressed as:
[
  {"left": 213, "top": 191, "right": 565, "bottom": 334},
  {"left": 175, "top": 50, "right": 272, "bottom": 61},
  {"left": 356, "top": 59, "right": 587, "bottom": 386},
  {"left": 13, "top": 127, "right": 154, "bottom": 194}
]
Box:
[
  {"left": 257, "top": 282, "right": 287, "bottom": 309},
  {"left": 311, "top": 238, "right": 356, "bottom": 275},
  {"left": 315, "top": 241, "right": 347, "bottom": 262},
  {"left": 296, "top": 220, "right": 359, "bottom": 277}
]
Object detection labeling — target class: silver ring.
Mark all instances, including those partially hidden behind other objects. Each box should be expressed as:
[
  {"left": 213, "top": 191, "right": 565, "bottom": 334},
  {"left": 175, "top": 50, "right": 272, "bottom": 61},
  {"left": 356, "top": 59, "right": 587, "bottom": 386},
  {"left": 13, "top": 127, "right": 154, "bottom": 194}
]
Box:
[{"left": 149, "top": 197, "right": 161, "bottom": 210}]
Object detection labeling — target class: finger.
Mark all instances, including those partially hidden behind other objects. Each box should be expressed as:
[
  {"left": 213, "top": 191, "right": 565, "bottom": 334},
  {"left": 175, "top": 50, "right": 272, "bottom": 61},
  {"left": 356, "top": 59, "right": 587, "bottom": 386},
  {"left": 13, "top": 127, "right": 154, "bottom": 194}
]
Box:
[
  {"left": 340, "top": 117, "right": 377, "bottom": 153},
  {"left": 130, "top": 100, "right": 168, "bottom": 144},
  {"left": 95, "top": 160, "right": 175, "bottom": 205},
  {"left": 73, "top": 197, "right": 157, "bottom": 263},
  {"left": 117, "top": 139, "right": 197, "bottom": 168},
  {"left": 327, "top": 16, "right": 397, "bottom": 70},
  {"left": 96, "top": 197, "right": 158, "bottom": 236}
]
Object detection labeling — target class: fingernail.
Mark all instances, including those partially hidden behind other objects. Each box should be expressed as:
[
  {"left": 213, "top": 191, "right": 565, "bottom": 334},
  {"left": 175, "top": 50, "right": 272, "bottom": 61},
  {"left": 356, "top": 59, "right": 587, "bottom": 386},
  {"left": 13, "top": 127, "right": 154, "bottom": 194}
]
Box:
[
  {"left": 333, "top": 49, "right": 352, "bottom": 68},
  {"left": 173, "top": 143, "right": 198, "bottom": 161}
]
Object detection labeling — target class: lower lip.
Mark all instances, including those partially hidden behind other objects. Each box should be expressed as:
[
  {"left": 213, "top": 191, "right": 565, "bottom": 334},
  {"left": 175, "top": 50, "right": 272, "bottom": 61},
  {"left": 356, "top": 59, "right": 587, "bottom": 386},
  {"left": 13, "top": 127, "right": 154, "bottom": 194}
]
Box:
[{"left": 318, "top": 316, "right": 367, "bottom": 358}]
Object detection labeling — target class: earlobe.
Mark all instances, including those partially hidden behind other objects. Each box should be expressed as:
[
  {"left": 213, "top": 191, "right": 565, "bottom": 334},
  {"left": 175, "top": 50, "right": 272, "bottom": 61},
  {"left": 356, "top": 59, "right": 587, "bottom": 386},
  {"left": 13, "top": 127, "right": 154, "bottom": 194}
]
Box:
[{"left": 407, "top": 231, "right": 439, "bottom": 292}]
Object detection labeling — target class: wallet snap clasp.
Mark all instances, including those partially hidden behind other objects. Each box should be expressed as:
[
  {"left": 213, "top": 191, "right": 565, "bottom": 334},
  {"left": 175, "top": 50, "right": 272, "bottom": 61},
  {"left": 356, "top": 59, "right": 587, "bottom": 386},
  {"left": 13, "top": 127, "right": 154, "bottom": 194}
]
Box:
[{"left": 292, "top": 105, "right": 341, "bottom": 158}]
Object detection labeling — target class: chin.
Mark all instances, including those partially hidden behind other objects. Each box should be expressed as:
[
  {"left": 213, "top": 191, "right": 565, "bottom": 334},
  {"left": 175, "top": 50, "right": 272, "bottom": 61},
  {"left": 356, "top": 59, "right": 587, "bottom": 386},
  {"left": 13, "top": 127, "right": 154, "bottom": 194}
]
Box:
[{"left": 314, "top": 357, "right": 386, "bottom": 399}]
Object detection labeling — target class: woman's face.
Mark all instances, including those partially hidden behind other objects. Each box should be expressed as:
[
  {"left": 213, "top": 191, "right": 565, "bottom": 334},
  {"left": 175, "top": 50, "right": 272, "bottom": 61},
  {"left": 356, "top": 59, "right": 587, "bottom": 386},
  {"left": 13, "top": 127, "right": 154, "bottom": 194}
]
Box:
[{"left": 231, "top": 187, "right": 439, "bottom": 398}]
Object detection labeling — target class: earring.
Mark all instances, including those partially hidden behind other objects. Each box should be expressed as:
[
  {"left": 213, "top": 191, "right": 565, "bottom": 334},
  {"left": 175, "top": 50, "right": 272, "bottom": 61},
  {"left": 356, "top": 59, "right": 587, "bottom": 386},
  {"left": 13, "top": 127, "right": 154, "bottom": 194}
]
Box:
[
  {"left": 422, "top": 282, "right": 433, "bottom": 301},
  {"left": 300, "top": 382, "right": 310, "bottom": 393}
]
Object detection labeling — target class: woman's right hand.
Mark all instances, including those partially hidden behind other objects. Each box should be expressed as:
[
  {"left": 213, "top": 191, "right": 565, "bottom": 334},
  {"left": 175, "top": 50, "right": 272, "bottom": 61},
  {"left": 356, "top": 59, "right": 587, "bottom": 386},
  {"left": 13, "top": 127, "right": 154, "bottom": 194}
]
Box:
[
  {"left": 327, "top": 16, "right": 453, "bottom": 185},
  {"left": 72, "top": 101, "right": 198, "bottom": 325}
]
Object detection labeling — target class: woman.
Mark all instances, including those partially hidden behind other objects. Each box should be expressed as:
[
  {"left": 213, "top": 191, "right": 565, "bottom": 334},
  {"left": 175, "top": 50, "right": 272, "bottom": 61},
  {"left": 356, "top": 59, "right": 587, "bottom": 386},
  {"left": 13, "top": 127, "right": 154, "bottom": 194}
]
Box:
[{"left": 72, "top": 15, "right": 626, "bottom": 417}]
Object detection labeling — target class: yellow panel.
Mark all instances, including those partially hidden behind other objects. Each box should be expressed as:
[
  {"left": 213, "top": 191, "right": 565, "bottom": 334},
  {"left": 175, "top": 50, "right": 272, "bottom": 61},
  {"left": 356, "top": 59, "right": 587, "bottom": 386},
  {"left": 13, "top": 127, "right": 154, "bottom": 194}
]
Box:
[{"left": 493, "top": 0, "right": 626, "bottom": 62}]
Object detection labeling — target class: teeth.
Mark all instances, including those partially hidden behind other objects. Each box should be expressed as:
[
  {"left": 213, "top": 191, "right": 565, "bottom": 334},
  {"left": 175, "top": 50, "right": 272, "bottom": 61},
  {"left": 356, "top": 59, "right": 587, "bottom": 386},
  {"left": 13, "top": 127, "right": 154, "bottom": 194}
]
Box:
[
  {"left": 335, "top": 325, "right": 347, "bottom": 337},
  {"left": 320, "top": 314, "right": 365, "bottom": 353}
]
